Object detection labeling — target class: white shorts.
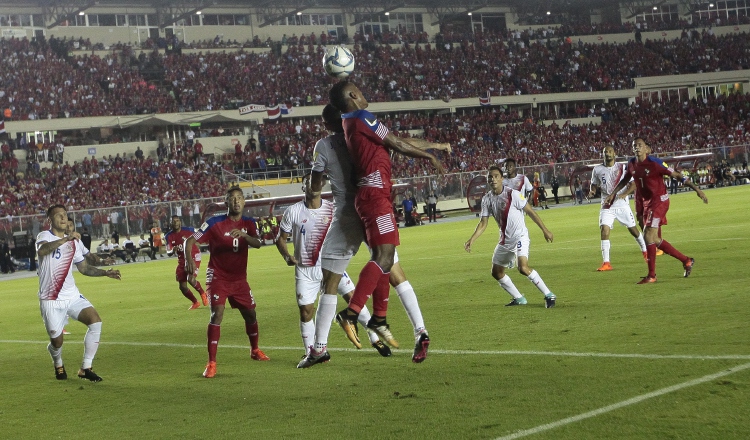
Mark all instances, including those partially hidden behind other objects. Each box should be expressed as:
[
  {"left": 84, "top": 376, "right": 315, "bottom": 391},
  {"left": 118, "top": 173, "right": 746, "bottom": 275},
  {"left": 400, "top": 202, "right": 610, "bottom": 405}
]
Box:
[
  {"left": 295, "top": 265, "right": 355, "bottom": 306},
  {"left": 599, "top": 206, "right": 637, "bottom": 229},
  {"left": 40, "top": 295, "right": 94, "bottom": 339},
  {"left": 492, "top": 236, "right": 530, "bottom": 268},
  {"left": 320, "top": 205, "right": 365, "bottom": 273}
]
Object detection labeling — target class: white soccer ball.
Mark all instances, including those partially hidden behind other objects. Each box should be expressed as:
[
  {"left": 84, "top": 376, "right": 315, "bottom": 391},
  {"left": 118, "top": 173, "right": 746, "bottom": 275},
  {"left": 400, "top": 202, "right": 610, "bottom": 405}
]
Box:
[{"left": 323, "top": 46, "right": 355, "bottom": 79}]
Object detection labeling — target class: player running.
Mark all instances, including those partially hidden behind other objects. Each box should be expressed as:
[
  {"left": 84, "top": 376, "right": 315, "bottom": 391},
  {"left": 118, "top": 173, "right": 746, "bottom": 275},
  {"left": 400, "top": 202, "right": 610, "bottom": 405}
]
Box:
[
  {"left": 165, "top": 215, "right": 208, "bottom": 310},
  {"left": 589, "top": 145, "right": 647, "bottom": 271},
  {"left": 185, "top": 186, "right": 270, "bottom": 378},
  {"left": 606, "top": 138, "right": 708, "bottom": 284}
]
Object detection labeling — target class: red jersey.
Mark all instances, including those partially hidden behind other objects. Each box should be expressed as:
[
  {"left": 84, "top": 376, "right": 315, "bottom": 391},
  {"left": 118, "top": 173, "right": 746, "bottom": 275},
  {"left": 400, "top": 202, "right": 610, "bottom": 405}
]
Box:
[
  {"left": 165, "top": 227, "right": 201, "bottom": 265},
  {"left": 342, "top": 109, "right": 391, "bottom": 195},
  {"left": 625, "top": 155, "right": 673, "bottom": 205},
  {"left": 193, "top": 214, "right": 258, "bottom": 283}
]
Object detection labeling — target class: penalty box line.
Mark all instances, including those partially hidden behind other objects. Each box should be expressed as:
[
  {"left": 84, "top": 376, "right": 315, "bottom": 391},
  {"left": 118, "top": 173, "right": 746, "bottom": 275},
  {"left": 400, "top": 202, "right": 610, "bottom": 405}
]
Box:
[
  {"left": 494, "top": 361, "right": 750, "bottom": 440},
  {"left": 1, "top": 340, "right": 750, "bottom": 360}
]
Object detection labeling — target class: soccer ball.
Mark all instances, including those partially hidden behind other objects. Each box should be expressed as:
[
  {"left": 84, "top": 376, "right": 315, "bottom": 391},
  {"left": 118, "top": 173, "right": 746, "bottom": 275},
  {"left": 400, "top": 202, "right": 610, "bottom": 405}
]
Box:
[{"left": 323, "top": 46, "right": 355, "bottom": 79}]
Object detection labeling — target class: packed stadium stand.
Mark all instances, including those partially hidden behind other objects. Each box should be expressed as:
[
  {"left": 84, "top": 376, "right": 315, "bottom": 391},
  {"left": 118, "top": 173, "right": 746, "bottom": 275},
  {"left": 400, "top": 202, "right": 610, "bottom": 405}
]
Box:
[{"left": 1, "top": 0, "right": 749, "bottom": 242}]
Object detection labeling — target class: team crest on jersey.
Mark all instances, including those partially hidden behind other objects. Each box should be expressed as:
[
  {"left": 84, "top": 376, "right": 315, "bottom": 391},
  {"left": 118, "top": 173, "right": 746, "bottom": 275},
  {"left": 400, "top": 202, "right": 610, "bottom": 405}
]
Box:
[
  {"left": 241, "top": 228, "right": 247, "bottom": 233},
  {"left": 645, "top": 169, "right": 650, "bottom": 175},
  {"left": 302, "top": 219, "right": 308, "bottom": 223}
]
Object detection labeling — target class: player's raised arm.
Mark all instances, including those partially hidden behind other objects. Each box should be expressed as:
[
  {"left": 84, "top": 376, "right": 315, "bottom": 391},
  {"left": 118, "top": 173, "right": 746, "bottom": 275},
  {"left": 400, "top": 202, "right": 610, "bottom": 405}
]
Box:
[
  {"left": 523, "top": 203, "right": 554, "bottom": 243},
  {"left": 383, "top": 133, "right": 445, "bottom": 176},
  {"left": 464, "top": 216, "right": 489, "bottom": 253}
]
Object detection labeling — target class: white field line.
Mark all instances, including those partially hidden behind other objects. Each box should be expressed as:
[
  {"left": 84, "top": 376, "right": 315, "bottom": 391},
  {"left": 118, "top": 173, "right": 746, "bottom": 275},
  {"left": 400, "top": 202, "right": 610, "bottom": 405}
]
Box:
[
  {"left": 1, "top": 340, "right": 749, "bottom": 360},
  {"left": 494, "top": 361, "right": 750, "bottom": 440}
]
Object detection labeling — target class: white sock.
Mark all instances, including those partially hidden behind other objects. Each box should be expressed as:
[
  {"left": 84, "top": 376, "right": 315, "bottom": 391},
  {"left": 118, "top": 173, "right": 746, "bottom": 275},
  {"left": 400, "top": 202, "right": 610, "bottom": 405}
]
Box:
[
  {"left": 313, "top": 294, "right": 337, "bottom": 352},
  {"left": 48, "top": 342, "right": 63, "bottom": 368},
  {"left": 634, "top": 233, "right": 646, "bottom": 252},
  {"left": 498, "top": 275, "right": 523, "bottom": 299},
  {"left": 356, "top": 306, "right": 380, "bottom": 343},
  {"left": 527, "top": 270, "right": 552, "bottom": 296},
  {"left": 601, "top": 239, "right": 611, "bottom": 263},
  {"left": 395, "top": 281, "right": 426, "bottom": 335},
  {"left": 82, "top": 322, "right": 102, "bottom": 370},
  {"left": 300, "top": 320, "right": 315, "bottom": 355}
]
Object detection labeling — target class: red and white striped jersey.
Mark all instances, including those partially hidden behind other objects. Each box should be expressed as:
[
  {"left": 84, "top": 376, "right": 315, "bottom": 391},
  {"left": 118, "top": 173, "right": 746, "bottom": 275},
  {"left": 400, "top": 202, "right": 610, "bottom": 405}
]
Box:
[
  {"left": 36, "top": 230, "right": 87, "bottom": 300},
  {"left": 591, "top": 162, "right": 630, "bottom": 208},
  {"left": 503, "top": 174, "right": 534, "bottom": 193},
  {"left": 279, "top": 199, "right": 334, "bottom": 267},
  {"left": 480, "top": 188, "right": 529, "bottom": 245}
]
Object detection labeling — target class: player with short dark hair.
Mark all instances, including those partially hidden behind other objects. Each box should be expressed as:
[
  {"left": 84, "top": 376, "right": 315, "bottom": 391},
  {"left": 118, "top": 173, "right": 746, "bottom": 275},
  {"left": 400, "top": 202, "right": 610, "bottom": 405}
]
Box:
[
  {"left": 185, "top": 186, "right": 269, "bottom": 378},
  {"left": 589, "top": 145, "right": 647, "bottom": 271},
  {"left": 37, "top": 205, "right": 121, "bottom": 382},
  {"left": 165, "top": 215, "right": 208, "bottom": 310},
  {"left": 464, "top": 166, "right": 557, "bottom": 308},
  {"left": 324, "top": 82, "right": 444, "bottom": 363},
  {"left": 606, "top": 138, "right": 708, "bottom": 284}
]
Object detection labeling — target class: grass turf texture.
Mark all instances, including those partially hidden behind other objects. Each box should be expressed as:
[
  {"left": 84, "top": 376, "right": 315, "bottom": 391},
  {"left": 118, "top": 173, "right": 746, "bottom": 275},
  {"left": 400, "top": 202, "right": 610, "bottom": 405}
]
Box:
[{"left": 0, "top": 186, "right": 748, "bottom": 439}]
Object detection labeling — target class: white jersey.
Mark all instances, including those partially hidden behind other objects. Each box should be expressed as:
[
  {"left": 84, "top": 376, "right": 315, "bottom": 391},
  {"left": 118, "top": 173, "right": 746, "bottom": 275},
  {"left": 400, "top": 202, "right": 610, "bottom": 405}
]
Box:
[
  {"left": 503, "top": 174, "right": 534, "bottom": 193},
  {"left": 480, "top": 188, "right": 529, "bottom": 246},
  {"left": 279, "top": 199, "right": 334, "bottom": 267},
  {"left": 312, "top": 133, "right": 357, "bottom": 211},
  {"left": 36, "top": 230, "right": 88, "bottom": 301},
  {"left": 591, "top": 162, "right": 630, "bottom": 208}
]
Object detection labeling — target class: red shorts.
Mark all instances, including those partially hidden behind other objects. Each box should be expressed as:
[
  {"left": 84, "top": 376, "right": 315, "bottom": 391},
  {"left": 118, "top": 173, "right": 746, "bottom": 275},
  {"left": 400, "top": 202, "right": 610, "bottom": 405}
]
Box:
[
  {"left": 175, "top": 260, "right": 200, "bottom": 282},
  {"left": 206, "top": 279, "right": 256, "bottom": 309},
  {"left": 355, "top": 189, "right": 400, "bottom": 247},
  {"left": 635, "top": 197, "right": 668, "bottom": 227},
  {"left": 641, "top": 199, "right": 669, "bottom": 228}
]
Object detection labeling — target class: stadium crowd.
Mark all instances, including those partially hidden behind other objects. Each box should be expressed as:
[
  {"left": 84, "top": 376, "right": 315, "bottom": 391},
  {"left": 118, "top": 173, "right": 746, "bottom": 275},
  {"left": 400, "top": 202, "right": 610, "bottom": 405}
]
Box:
[
  {"left": 3, "top": 93, "right": 749, "bottom": 219},
  {"left": 3, "top": 29, "right": 750, "bottom": 120}
]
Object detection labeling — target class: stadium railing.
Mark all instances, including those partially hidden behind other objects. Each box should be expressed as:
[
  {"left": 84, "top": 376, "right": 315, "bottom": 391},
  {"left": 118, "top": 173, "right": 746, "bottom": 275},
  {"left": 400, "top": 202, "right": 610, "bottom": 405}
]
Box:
[{"left": 2, "top": 145, "right": 746, "bottom": 245}]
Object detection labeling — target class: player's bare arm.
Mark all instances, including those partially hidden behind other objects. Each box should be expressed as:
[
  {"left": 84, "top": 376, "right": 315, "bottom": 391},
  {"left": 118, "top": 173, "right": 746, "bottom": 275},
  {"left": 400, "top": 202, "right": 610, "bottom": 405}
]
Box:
[
  {"left": 605, "top": 175, "right": 631, "bottom": 206},
  {"left": 617, "top": 181, "right": 636, "bottom": 200},
  {"left": 672, "top": 171, "right": 709, "bottom": 204},
  {"left": 231, "top": 229, "right": 262, "bottom": 249},
  {"left": 84, "top": 252, "right": 113, "bottom": 266},
  {"left": 275, "top": 231, "right": 298, "bottom": 266},
  {"left": 184, "top": 237, "right": 198, "bottom": 274},
  {"left": 36, "top": 232, "right": 80, "bottom": 258},
  {"left": 401, "top": 137, "right": 452, "bottom": 154},
  {"left": 588, "top": 183, "right": 599, "bottom": 199},
  {"left": 523, "top": 204, "right": 554, "bottom": 243},
  {"left": 384, "top": 133, "right": 445, "bottom": 176},
  {"left": 310, "top": 170, "right": 325, "bottom": 194},
  {"left": 464, "top": 216, "right": 489, "bottom": 252},
  {"left": 76, "top": 258, "right": 121, "bottom": 279}
]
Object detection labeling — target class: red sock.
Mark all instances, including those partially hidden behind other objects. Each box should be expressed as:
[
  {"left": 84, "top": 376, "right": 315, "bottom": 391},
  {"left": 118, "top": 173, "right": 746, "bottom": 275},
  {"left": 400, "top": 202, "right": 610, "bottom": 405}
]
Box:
[
  {"left": 348, "top": 261, "right": 385, "bottom": 314},
  {"left": 191, "top": 279, "right": 206, "bottom": 295},
  {"left": 180, "top": 286, "right": 198, "bottom": 303},
  {"left": 657, "top": 239, "right": 688, "bottom": 263},
  {"left": 646, "top": 243, "right": 657, "bottom": 277},
  {"left": 245, "top": 321, "right": 259, "bottom": 350},
  {"left": 207, "top": 323, "right": 220, "bottom": 363},
  {"left": 371, "top": 272, "right": 392, "bottom": 317}
]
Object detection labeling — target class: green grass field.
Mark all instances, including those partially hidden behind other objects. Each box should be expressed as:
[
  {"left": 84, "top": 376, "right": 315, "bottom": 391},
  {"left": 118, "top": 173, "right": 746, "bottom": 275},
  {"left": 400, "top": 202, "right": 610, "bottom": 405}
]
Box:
[{"left": 1, "top": 186, "right": 748, "bottom": 439}]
